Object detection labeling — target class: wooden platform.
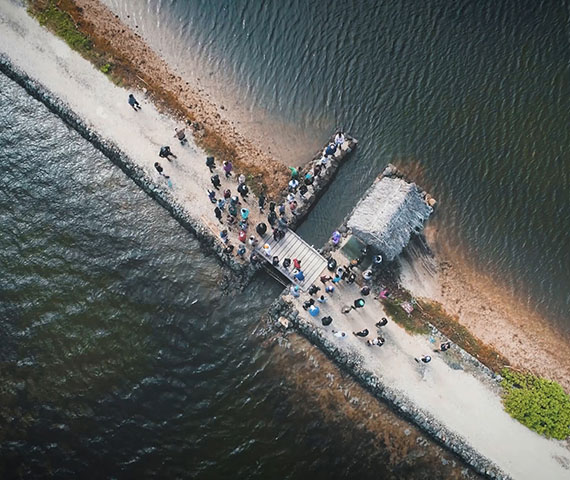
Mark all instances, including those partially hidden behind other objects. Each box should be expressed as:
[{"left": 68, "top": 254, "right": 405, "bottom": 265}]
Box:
[{"left": 256, "top": 229, "right": 327, "bottom": 291}]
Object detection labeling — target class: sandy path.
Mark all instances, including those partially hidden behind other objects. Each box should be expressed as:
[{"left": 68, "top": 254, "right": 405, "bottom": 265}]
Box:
[
  {"left": 286, "top": 253, "right": 570, "bottom": 479},
  {"left": 0, "top": 0, "right": 270, "bottom": 259}
]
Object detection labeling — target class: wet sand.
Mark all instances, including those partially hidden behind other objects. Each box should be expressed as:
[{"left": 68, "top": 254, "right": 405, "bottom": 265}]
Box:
[{"left": 400, "top": 224, "right": 570, "bottom": 393}]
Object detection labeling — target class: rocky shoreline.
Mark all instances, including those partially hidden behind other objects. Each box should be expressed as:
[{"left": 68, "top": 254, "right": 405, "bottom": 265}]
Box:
[
  {"left": 0, "top": 53, "right": 357, "bottom": 290},
  {"left": 268, "top": 298, "right": 510, "bottom": 480},
  {"left": 0, "top": 54, "right": 257, "bottom": 287}
]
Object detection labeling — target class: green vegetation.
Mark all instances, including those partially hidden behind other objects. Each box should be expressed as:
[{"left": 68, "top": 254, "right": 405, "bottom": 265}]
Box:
[
  {"left": 29, "top": 1, "right": 92, "bottom": 54},
  {"left": 100, "top": 63, "right": 112, "bottom": 74},
  {"left": 418, "top": 300, "right": 508, "bottom": 372},
  {"left": 501, "top": 369, "right": 570, "bottom": 439},
  {"left": 381, "top": 299, "right": 430, "bottom": 335}
]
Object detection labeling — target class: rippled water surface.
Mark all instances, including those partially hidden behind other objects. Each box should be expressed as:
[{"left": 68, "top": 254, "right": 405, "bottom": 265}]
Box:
[
  {"left": 0, "top": 73, "right": 479, "bottom": 478},
  {"left": 105, "top": 0, "right": 570, "bottom": 333}
]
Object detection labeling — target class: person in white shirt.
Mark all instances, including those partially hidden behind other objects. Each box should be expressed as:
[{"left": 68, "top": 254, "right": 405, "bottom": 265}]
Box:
[
  {"left": 332, "top": 330, "right": 347, "bottom": 338},
  {"left": 334, "top": 130, "right": 345, "bottom": 148}
]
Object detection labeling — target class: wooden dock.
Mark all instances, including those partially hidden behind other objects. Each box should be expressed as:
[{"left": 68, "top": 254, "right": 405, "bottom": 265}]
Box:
[{"left": 256, "top": 229, "right": 327, "bottom": 291}]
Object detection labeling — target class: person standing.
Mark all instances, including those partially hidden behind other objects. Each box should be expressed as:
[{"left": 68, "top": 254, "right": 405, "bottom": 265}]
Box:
[
  {"left": 128, "top": 94, "right": 141, "bottom": 111},
  {"left": 334, "top": 130, "right": 345, "bottom": 148},
  {"left": 258, "top": 193, "right": 266, "bottom": 213},
  {"left": 223, "top": 161, "right": 233, "bottom": 178},
  {"left": 174, "top": 127, "right": 187, "bottom": 144},
  {"left": 214, "top": 206, "right": 223, "bottom": 224},
  {"left": 237, "top": 182, "right": 249, "bottom": 201},
  {"left": 211, "top": 174, "right": 221, "bottom": 190}
]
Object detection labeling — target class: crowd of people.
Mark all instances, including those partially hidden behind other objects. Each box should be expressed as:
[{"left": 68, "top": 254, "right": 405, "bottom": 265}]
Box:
[{"left": 291, "top": 239, "right": 452, "bottom": 365}]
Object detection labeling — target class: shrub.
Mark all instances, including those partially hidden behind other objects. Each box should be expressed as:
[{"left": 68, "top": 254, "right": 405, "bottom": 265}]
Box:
[
  {"left": 100, "top": 63, "right": 112, "bottom": 74},
  {"left": 501, "top": 369, "right": 570, "bottom": 439}
]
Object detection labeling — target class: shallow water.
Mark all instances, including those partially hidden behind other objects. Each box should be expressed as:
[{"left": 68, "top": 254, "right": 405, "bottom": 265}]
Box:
[
  {"left": 0, "top": 73, "right": 479, "bottom": 478},
  {"left": 105, "top": 0, "right": 570, "bottom": 334}
]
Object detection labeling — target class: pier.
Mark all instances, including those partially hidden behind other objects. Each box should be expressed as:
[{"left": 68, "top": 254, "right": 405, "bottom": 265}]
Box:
[{"left": 256, "top": 228, "right": 327, "bottom": 291}]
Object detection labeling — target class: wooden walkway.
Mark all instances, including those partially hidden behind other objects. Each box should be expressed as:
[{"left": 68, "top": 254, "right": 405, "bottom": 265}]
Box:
[{"left": 256, "top": 229, "right": 327, "bottom": 291}]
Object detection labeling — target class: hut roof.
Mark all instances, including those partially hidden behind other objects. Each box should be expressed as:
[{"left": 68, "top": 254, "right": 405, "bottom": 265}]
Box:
[{"left": 347, "top": 176, "right": 432, "bottom": 261}]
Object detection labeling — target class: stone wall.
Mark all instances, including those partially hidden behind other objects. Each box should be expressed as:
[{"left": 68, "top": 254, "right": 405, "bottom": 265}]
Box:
[
  {"left": 0, "top": 54, "right": 259, "bottom": 289},
  {"left": 268, "top": 297, "right": 511, "bottom": 480}
]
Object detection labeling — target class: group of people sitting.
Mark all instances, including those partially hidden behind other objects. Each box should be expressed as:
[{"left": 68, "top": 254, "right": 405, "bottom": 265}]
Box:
[{"left": 284, "top": 131, "right": 346, "bottom": 219}]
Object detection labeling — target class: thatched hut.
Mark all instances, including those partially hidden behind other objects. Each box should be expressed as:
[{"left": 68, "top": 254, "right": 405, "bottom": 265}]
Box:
[{"left": 346, "top": 169, "right": 433, "bottom": 261}]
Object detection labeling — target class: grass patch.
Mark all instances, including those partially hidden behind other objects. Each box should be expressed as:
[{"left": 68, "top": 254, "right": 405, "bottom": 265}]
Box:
[
  {"left": 418, "top": 300, "right": 508, "bottom": 372},
  {"left": 381, "top": 299, "right": 430, "bottom": 335},
  {"left": 501, "top": 369, "right": 570, "bottom": 439},
  {"left": 28, "top": 0, "right": 92, "bottom": 54}
]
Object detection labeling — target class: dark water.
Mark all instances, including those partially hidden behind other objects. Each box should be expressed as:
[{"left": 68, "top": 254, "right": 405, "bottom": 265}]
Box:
[
  {"left": 106, "top": 0, "right": 570, "bottom": 333},
  {"left": 0, "top": 73, "right": 479, "bottom": 478}
]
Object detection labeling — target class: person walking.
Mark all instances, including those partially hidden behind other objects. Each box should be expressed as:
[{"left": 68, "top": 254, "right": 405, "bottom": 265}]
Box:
[
  {"left": 214, "top": 206, "right": 223, "bottom": 224},
  {"left": 415, "top": 355, "right": 432, "bottom": 364},
  {"left": 154, "top": 162, "right": 169, "bottom": 178},
  {"left": 207, "top": 189, "right": 216, "bottom": 204},
  {"left": 375, "top": 317, "right": 388, "bottom": 328},
  {"left": 353, "top": 329, "right": 369, "bottom": 337},
  {"left": 367, "top": 336, "right": 385, "bottom": 347},
  {"left": 128, "top": 93, "right": 141, "bottom": 111},
  {"left": 206, "top": 156, "right": 216, "bottom": 172},
  {"left": 350, "top": 298, "right": 366, "bottom": 310}
]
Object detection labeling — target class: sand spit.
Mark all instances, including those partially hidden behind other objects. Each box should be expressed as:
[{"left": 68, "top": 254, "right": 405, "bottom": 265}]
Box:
[
  {"left": 3, "top": 1, "right": 570, "bottom": 478},
  {"left": 37, "top": 0, "right": 291, "bottom": 197}
]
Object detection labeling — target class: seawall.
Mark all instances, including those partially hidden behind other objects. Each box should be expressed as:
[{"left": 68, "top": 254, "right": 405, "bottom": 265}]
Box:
[
  {"left": 269, "top": 298, "right": 509, "bottom": 479},
  {"left": 0, "top": 54, "right": 256, "bottom": 287}
]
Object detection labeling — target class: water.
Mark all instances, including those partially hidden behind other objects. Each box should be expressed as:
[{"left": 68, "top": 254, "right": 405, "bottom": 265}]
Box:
[
  {"left": 105, "top": 0, "right": 570, "bottom": 334},
  {"left": 0, "top": 74, "right": 478, "bottom": 477}
]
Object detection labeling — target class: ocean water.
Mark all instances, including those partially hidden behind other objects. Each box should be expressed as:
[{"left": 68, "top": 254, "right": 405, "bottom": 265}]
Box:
[
  {"left": 105, "top": 0, "right": 570, "bottom": 334},
  {"left": 0, "top": 73, "right": 479, "bottom": 478}
]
